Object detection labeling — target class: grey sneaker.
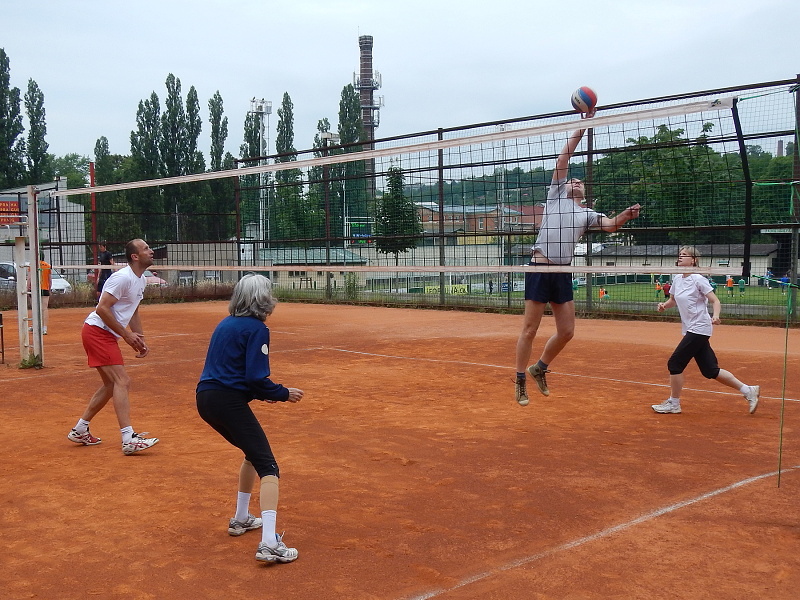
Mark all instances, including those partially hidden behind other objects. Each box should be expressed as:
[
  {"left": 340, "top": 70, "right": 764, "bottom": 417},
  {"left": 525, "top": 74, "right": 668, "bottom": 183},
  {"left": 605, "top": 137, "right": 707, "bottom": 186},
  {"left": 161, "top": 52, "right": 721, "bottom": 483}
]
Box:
[
  {"left": 255, "top": 533, "right": 298, "bottom": 563},
  {"left": 652, "top": 399, "right": 682, "bottom": 414},
  {"left": 228, "top": 514, "right": 262, "bottom": 536},
  {"left": 527, "top": 364, "right": 550, "bottom": 396},
  {"left": 122, "top": 432, "right": 159, "bottom": 455},
  {"left": 744, "top": 385, "right": 760, "bottom": 414},
  {"left": 515, "top": 376, "right": 529, "bottom": 406}
]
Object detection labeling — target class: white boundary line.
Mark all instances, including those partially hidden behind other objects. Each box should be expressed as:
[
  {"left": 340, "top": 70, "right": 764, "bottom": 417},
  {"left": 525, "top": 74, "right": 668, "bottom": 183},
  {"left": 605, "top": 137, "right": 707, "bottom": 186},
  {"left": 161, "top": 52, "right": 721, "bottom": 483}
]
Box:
[
  {"left": 327, "top": 347, "right": 799, "bottom": 403},
  {"left": 399, "top": 466, "right": 800, "bottom": 600}
]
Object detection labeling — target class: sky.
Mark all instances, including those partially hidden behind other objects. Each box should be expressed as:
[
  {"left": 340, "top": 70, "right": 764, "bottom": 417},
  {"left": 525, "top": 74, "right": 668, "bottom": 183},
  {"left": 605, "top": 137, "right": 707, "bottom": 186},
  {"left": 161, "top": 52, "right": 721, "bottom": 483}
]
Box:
[{"left": 3, "top": 0, "right": 798, "bottom": 164}]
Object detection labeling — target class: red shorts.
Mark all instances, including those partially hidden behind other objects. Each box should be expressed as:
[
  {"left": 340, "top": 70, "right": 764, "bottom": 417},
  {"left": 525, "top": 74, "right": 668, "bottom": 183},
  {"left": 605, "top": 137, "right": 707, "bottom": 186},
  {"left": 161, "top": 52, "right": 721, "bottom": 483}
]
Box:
[{"left": 82, "top": 323, "right": 124, "bottom": 367}]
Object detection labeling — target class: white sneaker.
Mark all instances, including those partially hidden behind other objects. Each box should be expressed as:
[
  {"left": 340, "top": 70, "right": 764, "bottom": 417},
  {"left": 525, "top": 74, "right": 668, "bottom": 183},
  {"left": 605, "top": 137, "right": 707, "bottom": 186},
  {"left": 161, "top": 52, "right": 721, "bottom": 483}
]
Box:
[
  {"left": 122, "top": 432, "right": 159, "bottom": 455},
  {"left": 652, "top": 399, "right": 681, "bottom": 414},
  {"left": 744, "top": 385, "right": 760, "bottom": 414},
  {"left": 255, "top": 533, "right": 298, "bottom": 563},
  {"left": 228, "top": 514, "right": 262, "bottom": 536}
]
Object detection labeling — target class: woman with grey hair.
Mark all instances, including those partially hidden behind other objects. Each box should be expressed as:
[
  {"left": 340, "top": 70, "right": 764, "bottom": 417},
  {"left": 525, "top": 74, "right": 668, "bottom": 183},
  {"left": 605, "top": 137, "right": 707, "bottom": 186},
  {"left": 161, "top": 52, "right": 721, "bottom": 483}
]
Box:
[{"left": 196, "top": 274, "right": 304, "bottom": 563}]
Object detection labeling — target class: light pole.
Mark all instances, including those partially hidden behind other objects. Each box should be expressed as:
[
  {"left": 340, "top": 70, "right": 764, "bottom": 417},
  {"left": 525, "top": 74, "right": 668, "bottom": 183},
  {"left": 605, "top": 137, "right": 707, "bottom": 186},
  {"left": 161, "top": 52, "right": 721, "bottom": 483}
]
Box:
[
  {"left": 321, "top": 132, "right": 340, "bottom": 299},
  {"left": 248, "top": 98, "right": 272, "bottom": 243}
]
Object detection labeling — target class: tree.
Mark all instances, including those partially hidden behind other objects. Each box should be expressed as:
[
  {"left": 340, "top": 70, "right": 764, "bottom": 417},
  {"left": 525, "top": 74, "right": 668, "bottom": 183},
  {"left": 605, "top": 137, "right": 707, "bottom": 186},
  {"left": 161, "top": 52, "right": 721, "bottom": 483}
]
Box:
[
  {"left": 0, "top": 48, "right": 25, "bottom": 188},
  {"left": 51, "top": 153, "right": 89, "bottom": 190},
  {"left": 24, "top": 79, "right": 50, "bottom": 184},
  {"left": 185, "top": 85, "right": 202, "bottom": 173},
  {"left": 130, "top": 91, "right": 165, "bottom": 238},
  {"left": 208, "top": 91, "right": 228, "bottom": 172},
  {"left": 205, "top": 91, "right": 235, "bottom": 240},
  {"left": 375, "top": 166, "right": 421, "bottom": 265},
  {"left": 273, "top": 92, "right": 304, "bottom": 243},
  {"left": 335, "top": 84, "right": 368, "bottom": 242}
]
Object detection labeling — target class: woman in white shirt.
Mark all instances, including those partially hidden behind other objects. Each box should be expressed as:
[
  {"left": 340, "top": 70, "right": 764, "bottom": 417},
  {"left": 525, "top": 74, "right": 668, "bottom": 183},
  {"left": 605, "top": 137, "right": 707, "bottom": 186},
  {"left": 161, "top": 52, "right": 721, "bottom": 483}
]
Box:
[{"left": 651, "top": 246, "right": 760, "bottom": 415}]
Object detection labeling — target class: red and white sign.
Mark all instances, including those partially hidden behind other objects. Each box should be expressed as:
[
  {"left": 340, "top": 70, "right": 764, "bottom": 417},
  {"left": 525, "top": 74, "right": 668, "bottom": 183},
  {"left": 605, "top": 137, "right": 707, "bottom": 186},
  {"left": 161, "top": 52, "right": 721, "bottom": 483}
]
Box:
[{"left": 0, "top": 199, "right": 20, "bottom": 225}]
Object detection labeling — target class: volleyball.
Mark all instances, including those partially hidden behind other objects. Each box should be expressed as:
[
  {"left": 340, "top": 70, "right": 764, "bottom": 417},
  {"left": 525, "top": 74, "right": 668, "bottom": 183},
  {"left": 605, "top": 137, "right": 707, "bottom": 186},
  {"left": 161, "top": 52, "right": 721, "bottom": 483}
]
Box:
[{"left": 571, "top": 86, "right": 598, "bottom": 113}]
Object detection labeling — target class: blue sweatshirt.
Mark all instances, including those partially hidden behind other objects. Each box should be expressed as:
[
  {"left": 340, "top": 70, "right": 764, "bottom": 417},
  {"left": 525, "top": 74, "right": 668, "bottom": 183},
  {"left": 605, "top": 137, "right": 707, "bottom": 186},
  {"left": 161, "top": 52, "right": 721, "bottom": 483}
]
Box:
[{"left": 196, "top": 315, "right": 289, "bottom": 401}]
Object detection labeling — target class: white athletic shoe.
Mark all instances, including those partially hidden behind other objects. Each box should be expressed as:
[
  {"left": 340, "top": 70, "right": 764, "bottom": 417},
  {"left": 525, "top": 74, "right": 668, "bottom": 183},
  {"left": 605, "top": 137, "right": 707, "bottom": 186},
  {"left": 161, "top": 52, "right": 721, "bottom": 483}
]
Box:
[
  {"left": 744, "top": 385, "right": 760, "bottom": 414},
  {"left": 255, "top": 533, "right": 298, "bottom": 563},
  {"left": 122, "top": 432, "right": 159, "bottom": 455},
  {"left": 228, "top": 514, "right": 263, "bottom": 536},
  {"left": 652, "top": 399, "right": 682, "bottom": 414}
]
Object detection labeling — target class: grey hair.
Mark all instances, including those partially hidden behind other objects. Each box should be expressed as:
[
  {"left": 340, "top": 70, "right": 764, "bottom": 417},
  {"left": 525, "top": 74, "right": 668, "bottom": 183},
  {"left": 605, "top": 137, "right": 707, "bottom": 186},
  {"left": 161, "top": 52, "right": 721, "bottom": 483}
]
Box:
[{"left": 228, "top": 273, "right": 277, "bottom": 320}]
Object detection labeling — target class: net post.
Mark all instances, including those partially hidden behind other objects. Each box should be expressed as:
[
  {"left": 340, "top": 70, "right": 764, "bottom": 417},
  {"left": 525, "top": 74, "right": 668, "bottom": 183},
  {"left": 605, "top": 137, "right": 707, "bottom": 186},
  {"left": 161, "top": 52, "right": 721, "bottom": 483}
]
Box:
[
  {"left": 26, "top": 186, "right": 43, "bottom": 366},
  {"left": 730, "top": 98, "right": 753, "bottom": 278},
  {"left": 437, "top": 129, "right": 446, "bottom": 306}
]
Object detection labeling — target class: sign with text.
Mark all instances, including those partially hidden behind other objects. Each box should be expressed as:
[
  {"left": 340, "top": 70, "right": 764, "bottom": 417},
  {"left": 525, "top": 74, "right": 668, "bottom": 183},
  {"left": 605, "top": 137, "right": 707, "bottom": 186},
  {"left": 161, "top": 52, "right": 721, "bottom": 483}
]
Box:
[{"left": 0, "top": 199, "right": 20, "bottom": 225}]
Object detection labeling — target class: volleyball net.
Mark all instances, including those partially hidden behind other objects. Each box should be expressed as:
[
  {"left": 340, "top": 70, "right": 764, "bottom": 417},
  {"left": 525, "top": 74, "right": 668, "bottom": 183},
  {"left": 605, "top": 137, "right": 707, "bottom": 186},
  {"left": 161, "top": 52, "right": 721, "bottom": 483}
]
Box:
[{"left": 6, "top": 77, "right": 798, "bottom": 320}]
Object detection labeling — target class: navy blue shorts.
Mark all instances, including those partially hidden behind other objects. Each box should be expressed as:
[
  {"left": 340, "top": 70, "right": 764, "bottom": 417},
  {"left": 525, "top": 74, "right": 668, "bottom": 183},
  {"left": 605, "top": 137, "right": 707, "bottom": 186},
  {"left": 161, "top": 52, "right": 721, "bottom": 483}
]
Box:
[
  {"left": 524, "top": 270, "right": 574, "bottom": 304},
  {"left": 196, "top": 388, "right": 280, "bottom": 478}
]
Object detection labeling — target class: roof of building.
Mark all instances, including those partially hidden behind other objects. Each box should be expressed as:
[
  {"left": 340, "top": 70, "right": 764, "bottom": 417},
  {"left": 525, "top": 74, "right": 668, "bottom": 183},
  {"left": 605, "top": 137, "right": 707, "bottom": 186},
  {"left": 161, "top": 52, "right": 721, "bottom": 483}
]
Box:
[{"left": 258, "top": 247, "right": 369, "bottom": 265}]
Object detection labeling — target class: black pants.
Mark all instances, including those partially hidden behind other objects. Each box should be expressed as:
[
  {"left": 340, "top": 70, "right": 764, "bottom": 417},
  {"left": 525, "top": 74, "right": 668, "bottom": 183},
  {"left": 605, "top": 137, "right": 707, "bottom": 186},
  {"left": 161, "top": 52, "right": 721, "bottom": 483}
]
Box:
[
  {"left": 667, "top": 332, "right": 720, "bottom": 379},
  {"left": 196, "top": 388, "right": 279, "bottom": 478}
]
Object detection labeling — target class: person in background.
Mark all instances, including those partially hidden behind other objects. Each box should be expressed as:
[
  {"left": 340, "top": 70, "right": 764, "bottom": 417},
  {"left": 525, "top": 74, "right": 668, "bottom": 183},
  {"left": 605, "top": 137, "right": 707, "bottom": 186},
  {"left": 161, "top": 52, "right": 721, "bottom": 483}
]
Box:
[
  {"left": 96, "top": 241, "right": 115, "bottom": 299},
  {"left": 26, "top": 257, "right": 52, "bottom": 335}
]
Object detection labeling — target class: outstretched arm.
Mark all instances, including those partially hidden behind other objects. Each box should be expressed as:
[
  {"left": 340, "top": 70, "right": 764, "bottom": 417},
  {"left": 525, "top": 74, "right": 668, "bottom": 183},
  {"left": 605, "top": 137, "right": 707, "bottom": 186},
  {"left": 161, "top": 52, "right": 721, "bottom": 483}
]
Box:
[
  {"left": 597, "top": 204, "right": 641, "bottom": 232},
  {"left": 552, "top": 108, "right": 596, "bottom": 183}
]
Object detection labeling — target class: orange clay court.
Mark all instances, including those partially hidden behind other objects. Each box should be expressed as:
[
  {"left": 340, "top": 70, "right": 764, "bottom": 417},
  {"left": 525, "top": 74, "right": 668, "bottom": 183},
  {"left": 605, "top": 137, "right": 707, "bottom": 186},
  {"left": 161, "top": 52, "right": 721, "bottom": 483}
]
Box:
[{"left": 1, "top": 301, "right": 799, "bottom": 600}]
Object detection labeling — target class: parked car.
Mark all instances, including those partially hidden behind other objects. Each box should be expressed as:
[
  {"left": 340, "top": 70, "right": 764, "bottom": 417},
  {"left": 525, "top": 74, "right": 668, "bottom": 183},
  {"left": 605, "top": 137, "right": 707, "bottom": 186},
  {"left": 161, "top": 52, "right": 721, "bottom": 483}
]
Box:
[
  {"left": 50, "top": 270, "right": 72, "bottom": 293},
  {"left": 0, "top": 261, "right": 72, "bottom": 293},
  {"left": 144, "top": 269, "right": 167, "bottom": 286},
  {"left": 0, "top": 261, "right": 16, "bottom": 290}
]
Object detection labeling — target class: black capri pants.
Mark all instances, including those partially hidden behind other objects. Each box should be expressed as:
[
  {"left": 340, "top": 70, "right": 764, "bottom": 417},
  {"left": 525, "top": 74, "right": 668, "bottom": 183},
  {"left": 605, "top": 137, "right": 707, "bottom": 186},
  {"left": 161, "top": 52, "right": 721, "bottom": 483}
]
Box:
[
  {"left": 667, "top": 332, "right": 721, "bottom": 380},
  {"left": 196, "top": 388, "right": 280, "bottom": 478}
]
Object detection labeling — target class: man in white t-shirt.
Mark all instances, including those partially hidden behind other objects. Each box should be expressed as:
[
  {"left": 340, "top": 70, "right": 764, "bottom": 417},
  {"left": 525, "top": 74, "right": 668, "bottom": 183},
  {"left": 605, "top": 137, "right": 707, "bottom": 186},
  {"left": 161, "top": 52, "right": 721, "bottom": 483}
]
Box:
[
  {"left": 67, "top": 239, "right": 160, "bottom": 455},
  {"left": 514, "top": 110, "right": 641, "bottom": 406}
]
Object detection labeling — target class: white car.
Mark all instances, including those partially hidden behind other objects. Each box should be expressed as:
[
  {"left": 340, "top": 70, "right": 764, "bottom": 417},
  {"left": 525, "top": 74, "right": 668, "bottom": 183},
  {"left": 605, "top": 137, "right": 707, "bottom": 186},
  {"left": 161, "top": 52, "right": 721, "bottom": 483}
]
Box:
[
  {"left": 144, "top": 269, "right": 167, "bottom": 286},
  {"left": 0, "top": 261, "right": 72, "bottom": 293},
  {"left": 50, "top": 270, "right": 72, "bottom": 293}
]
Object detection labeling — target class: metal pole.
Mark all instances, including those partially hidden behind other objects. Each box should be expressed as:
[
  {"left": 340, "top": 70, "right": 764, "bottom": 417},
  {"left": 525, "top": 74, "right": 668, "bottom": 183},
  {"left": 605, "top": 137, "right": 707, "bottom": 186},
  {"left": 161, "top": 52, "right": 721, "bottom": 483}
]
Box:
[
  {"left": 27, "top": 186, "right": 43, "bottom": 365},
  {"left": 438, "top": 129, "right": 446, "bottom": 306}
]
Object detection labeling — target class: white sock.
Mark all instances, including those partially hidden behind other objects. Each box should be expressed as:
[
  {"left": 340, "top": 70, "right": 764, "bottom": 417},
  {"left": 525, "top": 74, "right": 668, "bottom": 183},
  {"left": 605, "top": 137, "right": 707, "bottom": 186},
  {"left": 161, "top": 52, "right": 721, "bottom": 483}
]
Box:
[
  {"left": 74, "top": 418, "right": 91, "bottom": 434},
  {"left": 120, "top": 426, "right": 134, "bottom": 444},
  {"left": 669, "top": 397, "right": 680, "bottom": 404},
  {"left": 234, "top": 492, "right": 251, "bottom": 522},
  {"left": 261, "top": 510, "right": 277, "bottom": 546},
  {"left": 739, "top": 385, "right": 750, "bottom": 395}
]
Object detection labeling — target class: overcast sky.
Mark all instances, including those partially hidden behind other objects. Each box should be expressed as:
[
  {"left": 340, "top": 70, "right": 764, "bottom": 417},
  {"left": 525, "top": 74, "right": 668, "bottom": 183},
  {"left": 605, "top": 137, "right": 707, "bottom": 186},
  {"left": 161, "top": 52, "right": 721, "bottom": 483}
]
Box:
[{"left": 4, "top": 0, "right": 798, "bottom": 163}]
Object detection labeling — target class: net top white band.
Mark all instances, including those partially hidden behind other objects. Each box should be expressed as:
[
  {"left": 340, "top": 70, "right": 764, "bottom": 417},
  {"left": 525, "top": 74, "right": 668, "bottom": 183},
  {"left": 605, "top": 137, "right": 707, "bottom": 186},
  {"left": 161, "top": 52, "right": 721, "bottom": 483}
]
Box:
[{"left": 50, "top": 98, "right": 735, "bottom": 199}]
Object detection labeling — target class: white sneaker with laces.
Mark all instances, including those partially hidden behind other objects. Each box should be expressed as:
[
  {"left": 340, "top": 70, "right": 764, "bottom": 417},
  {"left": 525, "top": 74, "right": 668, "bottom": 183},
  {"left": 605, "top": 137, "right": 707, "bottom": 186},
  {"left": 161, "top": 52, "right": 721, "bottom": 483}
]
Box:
[
  {"left": 652, "top": 399, "right": 682, "bottom": 414},
  {"left": 255, "top": 533, "right": 298, "bottom": 563},
  {"left": 228, "top": 514, "right": 263, "bottom": 536},
  {"left": 122, "top": 432, "right": 159, "bottom": 455},
  {"left": 744, "top": 385, "right": 760, "bottom": 414}
]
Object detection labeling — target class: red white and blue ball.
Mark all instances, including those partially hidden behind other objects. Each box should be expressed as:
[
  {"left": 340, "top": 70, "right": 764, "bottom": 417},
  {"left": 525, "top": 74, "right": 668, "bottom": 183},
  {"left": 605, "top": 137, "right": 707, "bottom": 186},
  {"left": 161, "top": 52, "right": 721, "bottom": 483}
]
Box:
[{"left": 571, "top": 86, "right": 598, "bottom": 113}]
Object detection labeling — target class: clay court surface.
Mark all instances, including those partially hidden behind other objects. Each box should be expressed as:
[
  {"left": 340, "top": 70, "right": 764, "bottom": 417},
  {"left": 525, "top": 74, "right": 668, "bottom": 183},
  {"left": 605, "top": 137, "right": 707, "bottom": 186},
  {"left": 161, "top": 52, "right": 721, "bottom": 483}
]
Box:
[{"left": 1, "top": 301, "right": 799, "bottom": 599}]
